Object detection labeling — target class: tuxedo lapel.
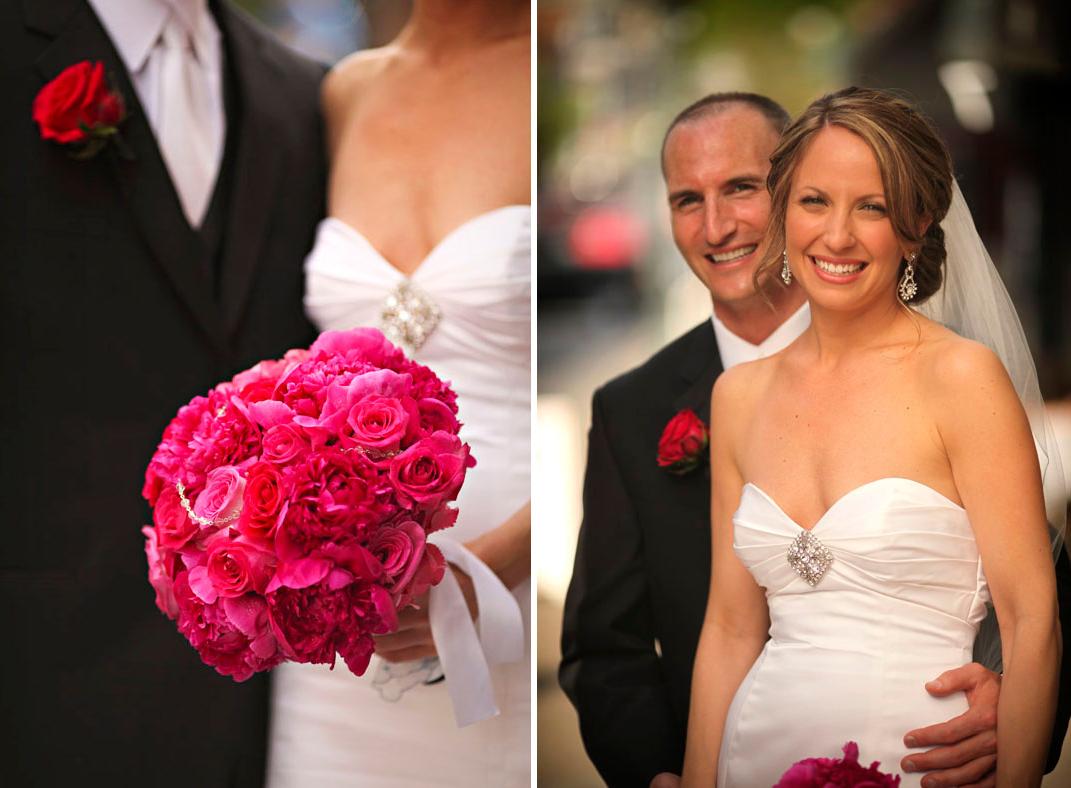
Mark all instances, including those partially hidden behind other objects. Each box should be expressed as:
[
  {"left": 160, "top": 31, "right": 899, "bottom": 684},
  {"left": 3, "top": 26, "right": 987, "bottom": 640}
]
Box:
[
  {"left": 214, "top": 5, "right": 284, "bottom": 339},
  {"left": 29, "top": 0, "right": 225, "bottom": 350},
  {"left": 672, "top": 322, "right": 722, "bottom": 424}
]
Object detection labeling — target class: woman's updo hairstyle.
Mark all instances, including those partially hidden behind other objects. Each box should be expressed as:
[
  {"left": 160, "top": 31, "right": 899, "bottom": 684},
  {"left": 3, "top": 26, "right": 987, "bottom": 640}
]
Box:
[{"left": 756, "top": 87, "right": 954, "bottom": 304}]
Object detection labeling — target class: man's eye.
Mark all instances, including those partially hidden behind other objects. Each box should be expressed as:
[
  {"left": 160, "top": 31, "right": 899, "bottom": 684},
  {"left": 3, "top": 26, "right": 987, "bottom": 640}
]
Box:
[
  {"left": 730, "top": 183, "right": 755, "bottom": 193},
  {"left": 677, "top": 195, "right": 698, "bottom": 207}
]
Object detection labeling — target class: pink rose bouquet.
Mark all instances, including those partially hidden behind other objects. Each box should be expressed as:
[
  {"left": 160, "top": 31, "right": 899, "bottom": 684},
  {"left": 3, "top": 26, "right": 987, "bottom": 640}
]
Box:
[
  {"left": 142, "top": 328, "right": 474, "bottom": 681},
  {"left": 774, "top": 741, "right": 901, "bottom": 787}
]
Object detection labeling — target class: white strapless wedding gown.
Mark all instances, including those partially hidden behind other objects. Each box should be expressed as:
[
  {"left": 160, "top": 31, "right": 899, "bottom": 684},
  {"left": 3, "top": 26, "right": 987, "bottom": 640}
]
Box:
[
  {"left": 267, "top": 206, "right": 531, "bottom": 787},
  {"left": 719, "top": 478, "right": 990, "bottom": 788}
]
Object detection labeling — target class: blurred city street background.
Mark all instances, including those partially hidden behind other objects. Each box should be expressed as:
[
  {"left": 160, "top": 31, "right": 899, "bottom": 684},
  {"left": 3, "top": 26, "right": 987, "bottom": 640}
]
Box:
[{"left": 536, "top": 1, "right": 1071, "bottom": 785}]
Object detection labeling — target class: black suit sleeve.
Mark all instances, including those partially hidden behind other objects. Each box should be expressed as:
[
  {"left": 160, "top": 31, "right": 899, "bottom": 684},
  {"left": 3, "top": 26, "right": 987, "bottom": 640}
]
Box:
[
  {"left": 1046, "top": 544, "right": 1071, "bottom": 773},
  {"left": 560, "top": 389, "right": 683, "bottom": 787}
]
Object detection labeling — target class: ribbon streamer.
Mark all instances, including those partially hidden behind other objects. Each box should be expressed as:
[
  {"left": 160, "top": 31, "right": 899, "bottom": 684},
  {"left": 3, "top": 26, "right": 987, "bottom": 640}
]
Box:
[{"left": 427, "top": 537, "right": 525, "bottom": 727}]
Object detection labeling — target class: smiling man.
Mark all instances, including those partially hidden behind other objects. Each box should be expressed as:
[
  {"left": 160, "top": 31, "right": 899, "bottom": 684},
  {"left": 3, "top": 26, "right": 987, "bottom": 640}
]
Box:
[{"left": 558, "top": 93, "right": 1067, "bottom": 788}]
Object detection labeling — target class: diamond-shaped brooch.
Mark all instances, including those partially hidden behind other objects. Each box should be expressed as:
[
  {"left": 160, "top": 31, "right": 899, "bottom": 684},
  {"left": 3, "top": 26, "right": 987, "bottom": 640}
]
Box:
[
  {"left": 380, "top": 280, "right": 441, "bottom": 353},
  {"left": 787, "top": 531, "right": 833, "bottom": 587}
]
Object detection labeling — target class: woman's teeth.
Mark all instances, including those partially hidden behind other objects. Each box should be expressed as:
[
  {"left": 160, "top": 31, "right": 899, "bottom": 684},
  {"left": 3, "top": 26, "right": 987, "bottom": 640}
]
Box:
[
  {"left": 709, "top": 245, "right": 757, "bottom": 263},
  {"left": 812, "top": 257, "right": 864, "bottom": 275}
]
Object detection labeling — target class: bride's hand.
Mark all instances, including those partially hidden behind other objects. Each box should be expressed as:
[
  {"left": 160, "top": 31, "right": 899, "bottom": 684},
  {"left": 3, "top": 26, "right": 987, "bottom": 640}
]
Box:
[
  {"left": 372, "top": 564, "right": 478, "bottom": 663},
  {"left": 373, "top": 502, "right": 529, "bottom": 662},
  {"left": 900, "top": 662, "right": 999, "bottom": 787}
]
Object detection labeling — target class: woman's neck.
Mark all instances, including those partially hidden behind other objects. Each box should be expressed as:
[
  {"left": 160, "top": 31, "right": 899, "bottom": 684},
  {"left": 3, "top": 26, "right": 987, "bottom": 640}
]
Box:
[
  {"left": 396, "top": 0, "right": 529, "bottom": 58},
  {"left": 804, "top": 295, "right": 909, "bottom": 364}
]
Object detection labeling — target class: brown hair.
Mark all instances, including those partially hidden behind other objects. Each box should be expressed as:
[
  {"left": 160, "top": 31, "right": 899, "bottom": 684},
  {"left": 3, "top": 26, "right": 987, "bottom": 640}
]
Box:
[{"left": 755, "top": 87, "right": 954, "bottom": 303}]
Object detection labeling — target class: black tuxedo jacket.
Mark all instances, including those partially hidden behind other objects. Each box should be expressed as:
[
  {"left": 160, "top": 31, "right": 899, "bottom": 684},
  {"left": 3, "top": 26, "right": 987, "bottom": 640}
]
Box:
[
  {"left": 0, "top": 1, "right": 326, "bottom": 784},
  {"left": 560, "top": 320, "right": 1071, "bottom": 787}
]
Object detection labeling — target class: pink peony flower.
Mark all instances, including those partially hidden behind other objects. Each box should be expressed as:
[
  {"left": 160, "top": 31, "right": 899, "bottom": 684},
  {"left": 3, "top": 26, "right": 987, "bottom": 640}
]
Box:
[
  {"left": 774, "top": 742, "right": 901, "bottom": 788},
  {"left": 418, "top": 397, "right": 460, "bottom": 435},
  {"left": 309, "top": 327, "right": 398, "bottom": 366},
  {"left": 143, "top": 526, "right": 179, "bottom": 618},
  {"left": 174, "top": 572, "right": 281, "bottom": 681},
  {"left": 267, "top": 580, "right": 396, "bottom": 672},
  {"left": 389, "top": 431, "right": 475, "bottom": 508}
]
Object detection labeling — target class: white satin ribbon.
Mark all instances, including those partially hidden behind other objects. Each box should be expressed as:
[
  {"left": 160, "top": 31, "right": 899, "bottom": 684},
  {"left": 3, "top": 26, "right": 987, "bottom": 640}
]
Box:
[{"left": 427, "top": 537, "right": 525, "bottom": 727}]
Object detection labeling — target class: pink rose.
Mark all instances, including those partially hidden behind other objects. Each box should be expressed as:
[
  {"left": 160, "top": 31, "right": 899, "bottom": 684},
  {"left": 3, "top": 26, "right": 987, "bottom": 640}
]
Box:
[
  {"left": 347, "top": 395, "right": 417, "bottom": 450},
  {"left": 237, "top": 462, "right": 287, "bottom": 543},
  {"left": 261, "top": 424, "right": 307, "bottom": 464},
  {"left": 152, "top": 485, "right": 197, "bottom": 550},
  {"left": 192, "top": 465, "right": 245, "bottom": 526},
  {"left": 369, "top": 521, "right": 426, "bottom": 594},
  {"left": 389, "top": 432, "right": 475, "bottom": 508},
  {"left": 188, "top": 537, "right": 275, "bottom": 603}
]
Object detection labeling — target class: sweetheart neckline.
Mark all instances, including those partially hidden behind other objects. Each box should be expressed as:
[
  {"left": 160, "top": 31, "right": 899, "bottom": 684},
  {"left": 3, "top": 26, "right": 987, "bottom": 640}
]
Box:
[
  {"left": 742, "top": 477, "right": 966, "bottom": 534},
  {"left": 323, "top": 205, "right": 530, "bottom": 278}
]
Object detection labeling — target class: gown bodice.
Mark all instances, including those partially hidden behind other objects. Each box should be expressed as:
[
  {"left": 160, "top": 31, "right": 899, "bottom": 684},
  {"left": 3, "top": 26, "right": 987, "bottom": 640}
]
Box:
[
  {"left": 304, "top": 206, "right": 531, "bottom": 545},
  {"left": 719, "top": 477, "right": 990, "bottom": 787}
]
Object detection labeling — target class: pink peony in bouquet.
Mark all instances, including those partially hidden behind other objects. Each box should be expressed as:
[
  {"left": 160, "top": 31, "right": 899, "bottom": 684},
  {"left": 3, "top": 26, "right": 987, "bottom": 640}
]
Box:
[
  {"left": 774, "top": 742, "right": 901, "bottom": 787},
  {"left": 142, "top": 328, "right": 475, "bottom": 681}
]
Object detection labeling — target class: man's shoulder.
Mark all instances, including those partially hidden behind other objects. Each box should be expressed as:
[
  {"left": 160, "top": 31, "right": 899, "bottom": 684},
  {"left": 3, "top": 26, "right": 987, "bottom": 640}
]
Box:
[{"left": 596, "top": 321, "right": 715, "bottom": 409}]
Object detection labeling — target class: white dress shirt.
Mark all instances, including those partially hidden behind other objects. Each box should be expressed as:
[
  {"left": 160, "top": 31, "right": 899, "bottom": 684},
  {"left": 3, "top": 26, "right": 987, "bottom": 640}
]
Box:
[
  {"left": 711, "top": 302, "right": 811, "bottom": 371},
  {"left": 87, "top": 0, "right": 225, "bottom": 197}
]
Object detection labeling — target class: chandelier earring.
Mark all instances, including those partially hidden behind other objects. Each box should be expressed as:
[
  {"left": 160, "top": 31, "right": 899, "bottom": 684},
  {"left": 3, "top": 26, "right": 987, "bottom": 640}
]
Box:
[
  {"left": 781, "top": 249, "right": 792, "bottom": 285},
  {"left": 898, "top": 252, "right": 919, "bottom": 302}
]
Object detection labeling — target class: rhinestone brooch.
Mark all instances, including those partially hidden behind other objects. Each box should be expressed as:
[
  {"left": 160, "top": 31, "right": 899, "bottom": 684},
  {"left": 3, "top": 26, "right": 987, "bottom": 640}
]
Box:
[
  {"left": 380, "top": 280, "right": 441, "bottom": 353},
  {"left": 787, "top": 530, "right": 833, "bottom": 587}
]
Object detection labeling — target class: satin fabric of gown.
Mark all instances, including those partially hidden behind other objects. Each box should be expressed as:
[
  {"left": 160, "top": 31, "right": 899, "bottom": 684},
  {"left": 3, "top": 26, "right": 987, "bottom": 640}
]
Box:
[
  {"left": 717, "top": 478, "right": 990, "bottom": 788},
  {"left": 267, "top": 206, "right": 531, "bottom": 787}
]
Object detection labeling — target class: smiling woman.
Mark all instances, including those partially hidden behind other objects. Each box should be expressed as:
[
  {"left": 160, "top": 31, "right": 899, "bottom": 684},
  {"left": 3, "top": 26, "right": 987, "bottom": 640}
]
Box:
[
  {"left": 680, "top": 87, "right": 1063, "bottom": 788},
  {"left": 757, "top": 86, "right": 953, "bottom": 309}
]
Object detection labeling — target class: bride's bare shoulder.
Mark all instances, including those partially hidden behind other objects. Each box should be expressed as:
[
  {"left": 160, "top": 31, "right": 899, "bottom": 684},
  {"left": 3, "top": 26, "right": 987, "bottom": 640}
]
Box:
[
  {"left": 711, "top": 356, "right": 777, "bottom": 421},
  {"left": 321, "top": 47, "right": 397, "bottom": 117},
  {"left": 915, "top": 320, "right": 1011, "bottom": 399}
]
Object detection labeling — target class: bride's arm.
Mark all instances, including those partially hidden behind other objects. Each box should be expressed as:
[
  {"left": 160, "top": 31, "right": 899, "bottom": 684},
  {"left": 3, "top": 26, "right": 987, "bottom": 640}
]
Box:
[
  {"left": 465, "top": 501, "right": 530, "bottom": 590},
  {"left": 935, "top": 342, "right": 1060, "bottom": 787},
  {"left": 681, "top": 372, "right": 770, "bottom": 788}
]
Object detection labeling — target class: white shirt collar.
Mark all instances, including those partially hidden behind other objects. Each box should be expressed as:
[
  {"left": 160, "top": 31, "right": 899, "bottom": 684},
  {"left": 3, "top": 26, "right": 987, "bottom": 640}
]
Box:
[
  {"left": 88, "top": 0, "right": 217, "bottom": 75},
  {"left": 711, "top": 301, "right": 811, "bottom": 370},
  {"left": 87, "top": 0, "right": 170, "bottom": 75}
]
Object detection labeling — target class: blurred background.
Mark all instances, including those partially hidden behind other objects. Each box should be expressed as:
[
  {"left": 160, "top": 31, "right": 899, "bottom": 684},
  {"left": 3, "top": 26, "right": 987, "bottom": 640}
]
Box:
[
  {"left": 234, "top": 0, "right": 410, "bottom": 62},
  {"left": 537, "top": 0, "right": 1071, "bottom": 785}
]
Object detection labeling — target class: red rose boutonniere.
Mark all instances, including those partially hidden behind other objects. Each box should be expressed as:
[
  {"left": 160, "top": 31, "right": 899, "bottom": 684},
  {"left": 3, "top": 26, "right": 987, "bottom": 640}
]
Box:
[
  {"left": 657, "top": 409, "right": 709, "bottom": 475},
  {"left": 33, "top": 61, "right": 128, "bottom": 160}
]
